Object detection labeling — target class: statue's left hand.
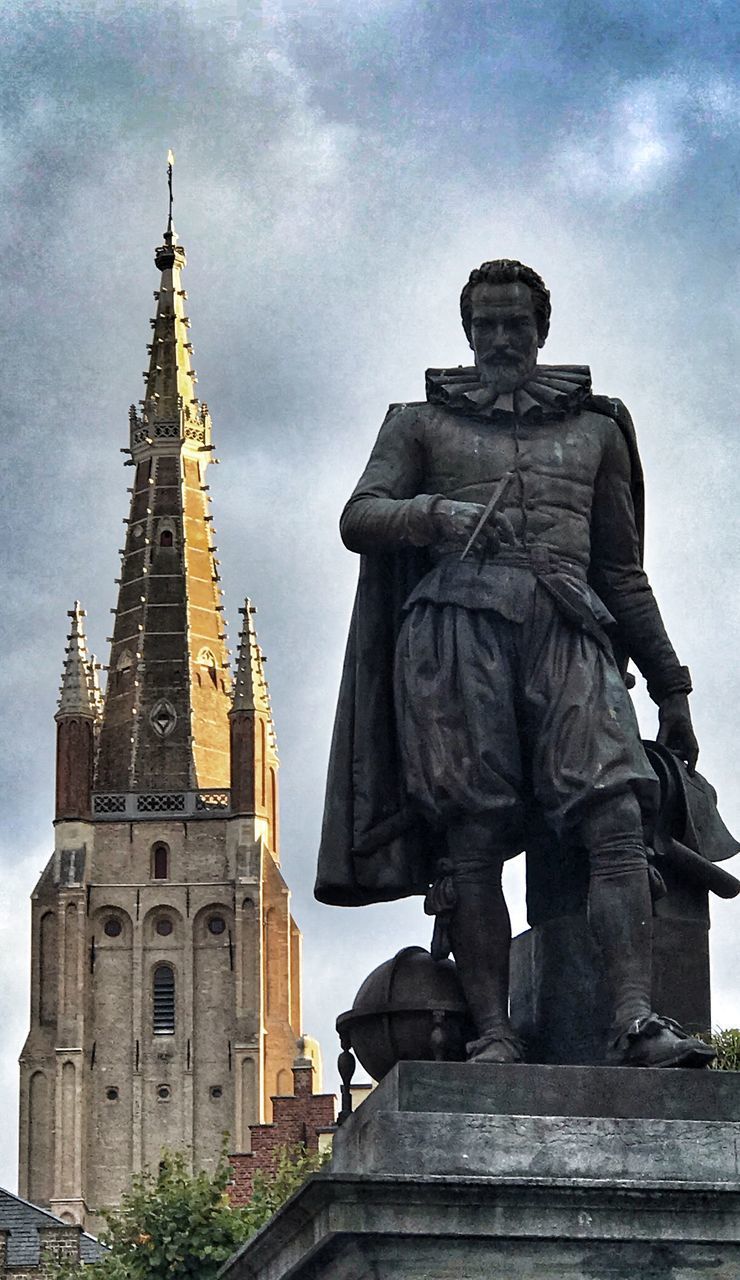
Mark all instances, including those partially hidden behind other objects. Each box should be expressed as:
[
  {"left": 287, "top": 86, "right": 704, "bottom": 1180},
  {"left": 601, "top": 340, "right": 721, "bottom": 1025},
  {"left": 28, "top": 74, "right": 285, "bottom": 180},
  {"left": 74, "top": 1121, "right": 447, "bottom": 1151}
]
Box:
[{"left": 657, "top": 692, "right": 699, "bottom": 775}]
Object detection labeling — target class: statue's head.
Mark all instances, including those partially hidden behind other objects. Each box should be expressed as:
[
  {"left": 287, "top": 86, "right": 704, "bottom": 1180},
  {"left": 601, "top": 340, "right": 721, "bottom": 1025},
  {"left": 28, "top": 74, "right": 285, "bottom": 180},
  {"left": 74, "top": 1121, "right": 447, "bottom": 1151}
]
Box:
[{"left": 460, "top": 260, "right": 550, "bottom": 393}]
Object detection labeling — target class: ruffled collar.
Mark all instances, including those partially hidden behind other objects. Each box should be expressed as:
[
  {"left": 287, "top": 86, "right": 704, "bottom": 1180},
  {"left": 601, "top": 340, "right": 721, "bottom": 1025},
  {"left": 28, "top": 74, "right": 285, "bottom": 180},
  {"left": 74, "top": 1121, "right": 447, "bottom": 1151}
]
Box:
[{"left": 425, "top": 364, "right": 592, "bottom": 420}]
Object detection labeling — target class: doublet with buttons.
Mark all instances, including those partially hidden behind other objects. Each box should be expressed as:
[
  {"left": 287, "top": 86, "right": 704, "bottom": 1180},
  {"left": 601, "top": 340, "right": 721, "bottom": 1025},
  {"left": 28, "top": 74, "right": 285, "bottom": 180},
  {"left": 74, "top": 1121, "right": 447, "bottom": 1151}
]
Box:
[{"left": 340, "top": 396, "right": 686, "bottom": 704}]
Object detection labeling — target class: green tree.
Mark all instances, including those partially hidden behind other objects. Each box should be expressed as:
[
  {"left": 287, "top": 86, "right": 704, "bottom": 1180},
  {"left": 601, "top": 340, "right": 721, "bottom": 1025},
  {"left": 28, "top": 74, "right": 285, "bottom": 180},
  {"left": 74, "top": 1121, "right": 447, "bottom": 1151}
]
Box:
[{"left": 52, "top": 1145, "right": 327, "bottom": 1280}]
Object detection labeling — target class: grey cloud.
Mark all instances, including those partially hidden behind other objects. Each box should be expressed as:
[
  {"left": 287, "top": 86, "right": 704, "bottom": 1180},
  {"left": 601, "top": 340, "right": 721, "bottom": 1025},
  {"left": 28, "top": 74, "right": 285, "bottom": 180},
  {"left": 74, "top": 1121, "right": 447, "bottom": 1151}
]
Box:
[{"left": 549, "top": 69, "right": 740, "bottom": 198}]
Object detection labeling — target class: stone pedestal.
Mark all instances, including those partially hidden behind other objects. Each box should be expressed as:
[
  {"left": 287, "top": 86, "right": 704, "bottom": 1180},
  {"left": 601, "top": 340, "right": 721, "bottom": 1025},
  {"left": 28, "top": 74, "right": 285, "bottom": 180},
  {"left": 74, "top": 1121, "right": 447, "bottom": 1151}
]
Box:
[{"left": 220, "top": 1062, "right": 740, "bottom": 1280}]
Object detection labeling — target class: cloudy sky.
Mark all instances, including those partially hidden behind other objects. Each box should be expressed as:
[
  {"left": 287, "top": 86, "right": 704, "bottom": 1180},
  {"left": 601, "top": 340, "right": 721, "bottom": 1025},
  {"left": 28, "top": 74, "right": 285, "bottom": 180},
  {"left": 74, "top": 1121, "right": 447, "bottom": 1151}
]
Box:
[{"left": 1, "top": 0, "right": 739, "bottom": 1192}]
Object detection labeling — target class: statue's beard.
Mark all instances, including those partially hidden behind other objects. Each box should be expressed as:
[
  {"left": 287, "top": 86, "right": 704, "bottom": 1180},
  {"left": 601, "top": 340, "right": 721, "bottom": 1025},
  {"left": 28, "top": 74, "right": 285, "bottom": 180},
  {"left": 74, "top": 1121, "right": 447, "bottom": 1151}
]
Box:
[{"left": 477, "top": 357, "right": 531, "bottom": 395}]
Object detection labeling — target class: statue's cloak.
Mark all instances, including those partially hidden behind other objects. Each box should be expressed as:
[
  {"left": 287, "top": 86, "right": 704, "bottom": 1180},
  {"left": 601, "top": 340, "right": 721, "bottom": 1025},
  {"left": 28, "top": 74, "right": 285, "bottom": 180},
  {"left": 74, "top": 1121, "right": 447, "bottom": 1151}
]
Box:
[{"left": 314, "top": 370, "right": 644, "bottom": 908}]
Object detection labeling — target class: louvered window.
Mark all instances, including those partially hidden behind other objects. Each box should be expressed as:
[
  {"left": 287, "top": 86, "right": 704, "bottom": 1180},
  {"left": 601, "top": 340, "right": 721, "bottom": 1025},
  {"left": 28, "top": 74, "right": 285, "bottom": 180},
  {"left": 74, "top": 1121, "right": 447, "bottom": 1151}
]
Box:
[{"left": 153, "top": 964, "right": 175, "bottom": 1034}]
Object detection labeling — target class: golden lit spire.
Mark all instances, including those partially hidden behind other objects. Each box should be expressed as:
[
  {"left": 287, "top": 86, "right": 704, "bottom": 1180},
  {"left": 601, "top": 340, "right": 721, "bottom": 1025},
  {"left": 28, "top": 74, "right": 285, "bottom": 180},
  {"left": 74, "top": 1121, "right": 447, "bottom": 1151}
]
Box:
[
  {"left": 95, "top": 164, "right": 231, "bottom": 795},
  {"left": 127, "top": 151, "right": 211, "bottom": 444}
]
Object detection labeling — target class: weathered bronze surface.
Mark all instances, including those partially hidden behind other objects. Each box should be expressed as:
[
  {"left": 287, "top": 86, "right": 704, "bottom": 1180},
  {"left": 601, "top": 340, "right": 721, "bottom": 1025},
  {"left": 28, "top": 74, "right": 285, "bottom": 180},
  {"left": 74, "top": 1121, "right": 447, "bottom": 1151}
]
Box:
[{"left": 317, "top": 259, "right": 736, "bottom": 1071}]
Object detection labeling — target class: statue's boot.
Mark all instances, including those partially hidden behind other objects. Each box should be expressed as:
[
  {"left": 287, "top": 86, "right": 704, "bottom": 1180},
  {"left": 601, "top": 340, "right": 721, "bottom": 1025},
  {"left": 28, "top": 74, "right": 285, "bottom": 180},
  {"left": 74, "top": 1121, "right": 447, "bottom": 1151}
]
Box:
[
  {"left": 606, "top": 1013, "right": 716, "bottom": 1068},
  {"left": 465, "top": 1027, "right": 525, "bottom": 1064},
  {"left": 583, "top": 793, "right": 715, "bottom": 1069},
  {"left": 445, "top": 818, "right": 524, "bottom": 1064}
]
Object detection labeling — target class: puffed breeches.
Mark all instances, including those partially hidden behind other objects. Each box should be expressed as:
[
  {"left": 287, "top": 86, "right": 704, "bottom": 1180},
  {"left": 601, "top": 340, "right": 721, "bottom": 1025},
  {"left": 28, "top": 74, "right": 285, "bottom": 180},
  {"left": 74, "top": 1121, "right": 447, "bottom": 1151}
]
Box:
[{"left": 394, "top": 586, "right": 658, "bottom": 851}]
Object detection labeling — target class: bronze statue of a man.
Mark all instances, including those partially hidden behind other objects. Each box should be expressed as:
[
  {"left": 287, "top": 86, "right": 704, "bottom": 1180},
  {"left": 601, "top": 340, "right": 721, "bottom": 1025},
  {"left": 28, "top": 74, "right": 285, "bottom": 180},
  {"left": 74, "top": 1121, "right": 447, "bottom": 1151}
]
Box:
[{"left": 316, "top": 259, "right": 714, "bottom": 1069}]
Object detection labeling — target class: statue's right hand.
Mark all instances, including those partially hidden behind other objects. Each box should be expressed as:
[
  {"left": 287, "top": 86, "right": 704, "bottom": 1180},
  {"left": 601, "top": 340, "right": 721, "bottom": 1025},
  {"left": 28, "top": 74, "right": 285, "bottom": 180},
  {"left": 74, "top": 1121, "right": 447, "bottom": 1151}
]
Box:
[
  {"left": 431, "top": 499, "right": 487, "bottom": 545},
  {"left": 431, "top": 499, "right": 515, "bottom": 553}
]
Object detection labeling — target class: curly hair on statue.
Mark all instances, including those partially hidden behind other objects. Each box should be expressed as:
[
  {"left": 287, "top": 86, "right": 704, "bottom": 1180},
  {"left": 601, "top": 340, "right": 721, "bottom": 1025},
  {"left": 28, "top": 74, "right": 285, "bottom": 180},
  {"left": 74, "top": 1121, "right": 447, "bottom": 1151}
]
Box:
[{"left": 460, "top": 259, "right": 551, "bottom": 346}]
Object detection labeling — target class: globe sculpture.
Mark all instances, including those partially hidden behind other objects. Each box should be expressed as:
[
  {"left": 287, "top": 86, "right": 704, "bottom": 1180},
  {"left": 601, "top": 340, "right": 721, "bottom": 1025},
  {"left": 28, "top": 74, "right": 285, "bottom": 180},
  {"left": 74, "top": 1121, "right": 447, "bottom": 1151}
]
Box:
[{"left": 335, "top": 946, "right": 474, "bottom": 1122}]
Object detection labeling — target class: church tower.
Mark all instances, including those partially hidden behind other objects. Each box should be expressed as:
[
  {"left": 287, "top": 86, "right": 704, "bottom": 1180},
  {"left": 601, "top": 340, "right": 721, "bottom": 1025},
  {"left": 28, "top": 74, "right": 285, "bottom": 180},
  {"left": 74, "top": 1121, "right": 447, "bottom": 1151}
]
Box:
[{"left": 18, "top": 165, "right": 305, "bottom": 1232}]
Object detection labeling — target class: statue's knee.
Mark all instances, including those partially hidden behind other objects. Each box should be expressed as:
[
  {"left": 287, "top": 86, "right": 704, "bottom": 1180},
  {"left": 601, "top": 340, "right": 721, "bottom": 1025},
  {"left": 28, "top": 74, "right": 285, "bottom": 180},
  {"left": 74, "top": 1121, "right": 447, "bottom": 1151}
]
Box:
[
  {"left": 580, "top": 790, "right": 643, "bottom": 848},
  {"left": 580, "top": 791, "right": 647, "bottom": 877}
]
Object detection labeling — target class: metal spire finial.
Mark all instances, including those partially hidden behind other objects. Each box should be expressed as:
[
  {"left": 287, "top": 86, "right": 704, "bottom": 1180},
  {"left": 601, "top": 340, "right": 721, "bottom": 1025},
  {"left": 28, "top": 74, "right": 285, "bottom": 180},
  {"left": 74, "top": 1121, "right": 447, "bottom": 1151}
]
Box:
[{"left": 165, "top": 149, "right": 175, "bottom": 243}]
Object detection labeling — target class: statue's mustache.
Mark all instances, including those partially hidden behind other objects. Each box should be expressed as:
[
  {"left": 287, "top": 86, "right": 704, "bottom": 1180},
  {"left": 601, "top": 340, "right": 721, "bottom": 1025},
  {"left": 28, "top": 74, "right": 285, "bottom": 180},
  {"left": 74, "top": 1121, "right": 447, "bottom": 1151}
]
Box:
[{"left": 481, "top": 350, "right": 522, "bottom": 364}]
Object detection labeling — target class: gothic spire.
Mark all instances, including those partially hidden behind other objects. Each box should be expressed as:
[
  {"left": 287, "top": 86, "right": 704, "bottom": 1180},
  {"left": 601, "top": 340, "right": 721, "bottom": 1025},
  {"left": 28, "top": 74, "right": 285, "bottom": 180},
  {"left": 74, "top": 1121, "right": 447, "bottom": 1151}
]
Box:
[
  {"left": 229, "top": 600, "right": 279, "bottom": 845},
  {"left": 95, "top": 158, "right": 231, "bottom": 794},
  {"left": 56, "top": 602, "right": 98, "bottom": 720},
  {"left": 137, "top": 151, "right": 209, "bottom": 444},
  {"left": 232, "top": 599, "right": 273, "bottom": 723}
]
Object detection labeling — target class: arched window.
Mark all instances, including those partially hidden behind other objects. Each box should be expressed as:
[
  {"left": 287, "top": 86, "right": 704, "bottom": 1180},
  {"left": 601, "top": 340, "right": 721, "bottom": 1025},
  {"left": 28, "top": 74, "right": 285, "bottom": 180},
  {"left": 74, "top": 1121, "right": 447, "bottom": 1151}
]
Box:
[
  {"left": 160, "top": 529, "right": 174, "bottom": 548},
  {"left": 152, "top": 843, "right": 169, "bottom": 880},
  {"left": 153, "top": 964, "right": 175, "bottom": 1034}
]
